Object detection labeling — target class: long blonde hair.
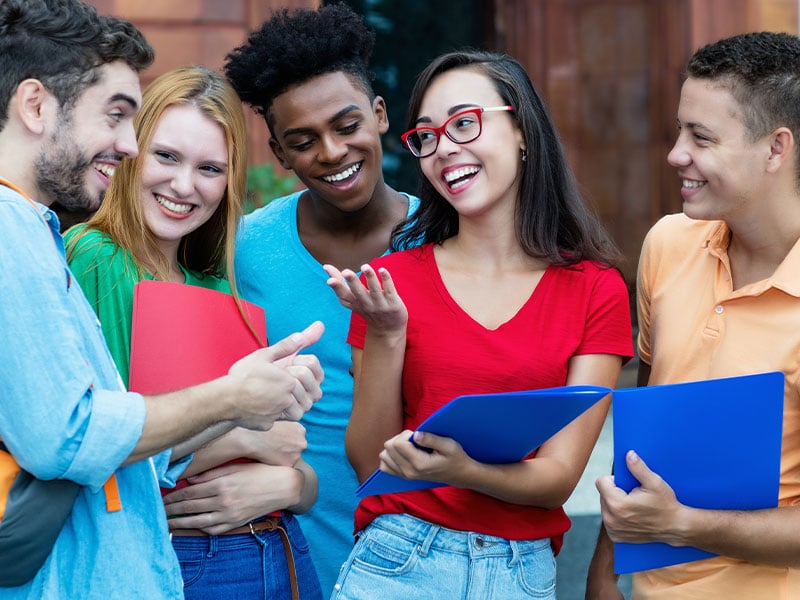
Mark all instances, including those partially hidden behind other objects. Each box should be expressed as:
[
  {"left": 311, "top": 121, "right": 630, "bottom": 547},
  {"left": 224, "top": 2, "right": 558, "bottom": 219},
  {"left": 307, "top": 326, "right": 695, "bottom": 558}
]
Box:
[
  {"left": 71, "top": 65, "right": 247, "bottom": 285},
  {"left": 67, "top": 65, "right": 263, "bottom": 344}
]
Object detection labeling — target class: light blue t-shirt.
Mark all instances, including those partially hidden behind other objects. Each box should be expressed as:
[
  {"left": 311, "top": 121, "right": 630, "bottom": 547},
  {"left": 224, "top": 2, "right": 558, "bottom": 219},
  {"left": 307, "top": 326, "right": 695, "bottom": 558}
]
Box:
[
  {"left": 235, "top": 189, "right": 419, "bottom": 594},
  {"left": 0, "top": 186, "right": 185, "bottom": 599}
]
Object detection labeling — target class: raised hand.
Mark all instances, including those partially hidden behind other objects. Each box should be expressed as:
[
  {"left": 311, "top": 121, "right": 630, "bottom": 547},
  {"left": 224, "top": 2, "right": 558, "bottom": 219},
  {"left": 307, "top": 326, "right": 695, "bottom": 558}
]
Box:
[{"left": 323, "top": 263, "right": 407, "bottom": 335}]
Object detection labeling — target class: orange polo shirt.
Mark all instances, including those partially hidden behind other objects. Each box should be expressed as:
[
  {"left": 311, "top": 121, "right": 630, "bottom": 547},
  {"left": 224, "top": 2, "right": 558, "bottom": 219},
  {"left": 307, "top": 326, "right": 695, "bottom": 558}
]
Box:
[{"left": 631, "top": 213, "right": 800, "bottom": 599}]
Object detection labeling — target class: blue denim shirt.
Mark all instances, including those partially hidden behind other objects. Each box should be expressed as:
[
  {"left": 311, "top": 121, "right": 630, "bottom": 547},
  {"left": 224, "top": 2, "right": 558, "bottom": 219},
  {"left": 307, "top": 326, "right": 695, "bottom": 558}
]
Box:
[{"left": 0, "top": 186, "right": 185, "bottom": 599}]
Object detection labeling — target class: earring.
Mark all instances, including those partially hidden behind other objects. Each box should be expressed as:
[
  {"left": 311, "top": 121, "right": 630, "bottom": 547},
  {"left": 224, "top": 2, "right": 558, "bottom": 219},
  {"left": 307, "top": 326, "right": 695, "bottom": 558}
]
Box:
[{"left": 521, "top": 149, "right": 527, "bottom": 162}]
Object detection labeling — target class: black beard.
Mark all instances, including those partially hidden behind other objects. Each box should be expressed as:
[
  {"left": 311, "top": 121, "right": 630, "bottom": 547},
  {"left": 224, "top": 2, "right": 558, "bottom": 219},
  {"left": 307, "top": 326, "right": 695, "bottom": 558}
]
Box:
[{"left": 34, "top": 141, "right": 102, "bottom": 212}]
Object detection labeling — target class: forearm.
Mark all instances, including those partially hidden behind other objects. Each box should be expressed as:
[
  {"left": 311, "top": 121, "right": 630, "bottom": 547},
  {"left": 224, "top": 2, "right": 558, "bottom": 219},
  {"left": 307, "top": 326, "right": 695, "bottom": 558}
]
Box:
[
  {"left": 285, "top": 459, "right": 318, "bottom": 514},
  {"left": 345, "top": 337, "right": 405, "bottom": 481},
  {"left": 451, "top": 454, "right": 583, "bottom": 508},
  {"left": 670, "top": 504, "right": 800, "bottom": 567},
  {"left": 167, "top": 421, "right": 235, "bottom": 466},
  {"left": 177, "top": 425, "right": 245, "bottom": 476},
  {"left": 455, "top": 394, "right": 610, "bottom": 505},
  {"left": 125, "top": 377, "right": 237, "bottom": 465},
  {"left": 585, "top": 523, "right": 622, "bottom": 600}
]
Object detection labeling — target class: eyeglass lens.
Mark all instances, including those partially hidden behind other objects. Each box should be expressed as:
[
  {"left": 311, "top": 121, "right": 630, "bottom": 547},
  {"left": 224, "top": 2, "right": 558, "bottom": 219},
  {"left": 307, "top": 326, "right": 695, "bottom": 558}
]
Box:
[{"left": 407, "top": 109, "right": 482, "bottom": 157}]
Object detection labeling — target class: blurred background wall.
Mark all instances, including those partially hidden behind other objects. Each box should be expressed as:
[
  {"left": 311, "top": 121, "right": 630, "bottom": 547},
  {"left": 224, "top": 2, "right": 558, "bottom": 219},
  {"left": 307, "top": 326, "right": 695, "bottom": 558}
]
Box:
[{"left": 85, "top": 0, "right": 798, "bottom": 286}]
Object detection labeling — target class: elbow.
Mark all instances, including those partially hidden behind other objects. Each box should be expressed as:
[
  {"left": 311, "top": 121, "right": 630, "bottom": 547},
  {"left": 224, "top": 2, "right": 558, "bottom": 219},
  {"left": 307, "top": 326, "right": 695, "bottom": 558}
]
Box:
[
  {"left": 8, "top": 437, "right": 76, "bottom": 481},
  {"left": 345, "top": 445, "right": 376, "bottom": 484},
  {"left": 345, "top": 426, "right": 379, "bottom": 483}
]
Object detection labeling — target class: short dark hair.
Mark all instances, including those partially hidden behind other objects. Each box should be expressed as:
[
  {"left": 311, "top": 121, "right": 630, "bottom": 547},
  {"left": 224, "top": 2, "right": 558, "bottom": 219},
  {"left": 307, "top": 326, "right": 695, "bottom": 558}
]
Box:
[
  {"left": 0, "top": 0, "right": 154, "bottom": 130},
  {"left": 224, "top": 3, "right": 376, "bottom": 135},
  {"left": 688, "top": 32, "right": 800, "bottom": 144},
  {"left": 394, "top": 50, "right": 622, "bottom": 269}
]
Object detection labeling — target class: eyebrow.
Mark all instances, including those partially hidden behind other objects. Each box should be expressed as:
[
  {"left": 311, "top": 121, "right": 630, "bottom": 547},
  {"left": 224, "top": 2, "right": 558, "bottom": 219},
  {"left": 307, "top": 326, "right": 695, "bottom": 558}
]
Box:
[
  {"left": 681, "top": 119, "right": 715, "bottom": 136},
  {"left": 415, "top": 103, "right": 479, "bottom": 125},
  {"left": 111, "top": 93, "right": 139, "bottom": 111},
  {"left": 281, "top": 104, "right": 361, "bottom": 139}
]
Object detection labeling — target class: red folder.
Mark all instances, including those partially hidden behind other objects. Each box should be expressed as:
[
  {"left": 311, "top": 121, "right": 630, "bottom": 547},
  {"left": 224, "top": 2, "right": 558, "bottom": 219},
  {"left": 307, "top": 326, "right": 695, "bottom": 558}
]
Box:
[{"left": 128, "top": 280, "right": 267, "bottom": 394}]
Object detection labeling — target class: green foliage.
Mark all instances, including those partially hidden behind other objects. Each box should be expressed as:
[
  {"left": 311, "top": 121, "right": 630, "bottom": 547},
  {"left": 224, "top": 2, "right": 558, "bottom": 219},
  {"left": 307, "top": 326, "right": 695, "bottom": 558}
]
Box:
[{"left": 244, "top": 162, "right": 300, "bottom": 213}]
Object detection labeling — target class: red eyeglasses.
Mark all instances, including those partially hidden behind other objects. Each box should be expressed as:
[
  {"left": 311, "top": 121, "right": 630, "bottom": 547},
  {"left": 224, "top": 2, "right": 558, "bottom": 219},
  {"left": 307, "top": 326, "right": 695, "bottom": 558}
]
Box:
[{"left": 401, "top": 105, "right": 514, "bottom": 158}]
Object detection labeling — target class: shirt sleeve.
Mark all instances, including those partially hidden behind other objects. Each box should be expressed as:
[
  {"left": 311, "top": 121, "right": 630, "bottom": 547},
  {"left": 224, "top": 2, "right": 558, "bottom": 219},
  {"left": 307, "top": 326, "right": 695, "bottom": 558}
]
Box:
[
  {"left": 577, "top": 265, "right": 634, "bottom": 360},
  {"left": 0, "top": 200, "right": 145, "bottom": 489},
  {"left": 636, "top": 224, "right": 659, "bottom": 366}
]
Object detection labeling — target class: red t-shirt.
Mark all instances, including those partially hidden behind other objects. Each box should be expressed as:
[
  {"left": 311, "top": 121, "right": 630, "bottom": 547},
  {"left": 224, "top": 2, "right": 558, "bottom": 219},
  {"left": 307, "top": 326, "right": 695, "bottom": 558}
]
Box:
[{"left": 347, "top": 244, "right": 632, "bottom": 552}]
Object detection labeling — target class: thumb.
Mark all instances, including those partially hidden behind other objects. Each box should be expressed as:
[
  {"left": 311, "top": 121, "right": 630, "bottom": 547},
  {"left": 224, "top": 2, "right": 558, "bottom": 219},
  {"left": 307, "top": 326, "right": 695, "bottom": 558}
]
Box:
[
  {"left": 625, "top": 450, "right": 665, "bottom": 490},
  {"left": 267, "top": 321, "right": 325, "bottom": 363}
]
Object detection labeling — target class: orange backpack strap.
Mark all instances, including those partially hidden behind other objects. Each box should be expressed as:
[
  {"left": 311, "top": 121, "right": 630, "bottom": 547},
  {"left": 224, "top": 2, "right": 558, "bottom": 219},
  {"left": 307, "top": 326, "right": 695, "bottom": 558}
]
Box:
[
  {"left": 0, "top": 448, "right": 21, "bottom": 520},
  {"left": 103, "top": 473, "right": 122, "bottom": 512}
]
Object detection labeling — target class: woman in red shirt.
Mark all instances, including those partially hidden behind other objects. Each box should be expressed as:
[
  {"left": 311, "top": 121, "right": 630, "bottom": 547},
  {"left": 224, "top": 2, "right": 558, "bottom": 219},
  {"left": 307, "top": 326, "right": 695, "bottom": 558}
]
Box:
[{"left": 325, "top": 50, "right": 632, "bottom": 599}]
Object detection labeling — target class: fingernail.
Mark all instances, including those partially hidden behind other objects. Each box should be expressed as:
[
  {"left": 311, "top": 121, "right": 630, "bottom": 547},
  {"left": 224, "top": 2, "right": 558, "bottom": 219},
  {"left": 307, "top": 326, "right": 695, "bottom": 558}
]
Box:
[{"left": 628, "top": 450, "right": 638, "bottom": 462}]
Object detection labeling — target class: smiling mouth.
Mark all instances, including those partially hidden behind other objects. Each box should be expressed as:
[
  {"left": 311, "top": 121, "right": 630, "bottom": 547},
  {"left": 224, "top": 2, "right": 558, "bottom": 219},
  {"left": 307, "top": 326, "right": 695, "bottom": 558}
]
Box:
[
  {"left": 155, "top": 194, "right": 193, "bottom": 214},
  {"left": 93, "top": 162, "right": 116, "bottom": 179},
  {"left": 322, "top": 161, "right": 363, "bottom": 183},
  {"left": 682, "top": 179, "right": 706, "bottom": 189},
  {"left": 444, "top": 166, "right": 480, "bottom": 190}
]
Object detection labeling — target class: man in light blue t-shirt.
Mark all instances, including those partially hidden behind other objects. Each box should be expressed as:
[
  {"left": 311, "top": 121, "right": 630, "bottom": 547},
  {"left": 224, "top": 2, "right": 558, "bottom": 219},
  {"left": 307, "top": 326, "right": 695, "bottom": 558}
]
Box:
[{"left": 226, "top": 5, "right": 420, "bottom": 594}]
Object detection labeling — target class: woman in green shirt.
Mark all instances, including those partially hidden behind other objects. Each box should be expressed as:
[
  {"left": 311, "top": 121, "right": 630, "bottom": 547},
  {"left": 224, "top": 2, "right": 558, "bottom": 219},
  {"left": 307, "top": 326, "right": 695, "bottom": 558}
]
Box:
[{"left": 65, "top": 65, "right": 322, "bottom": 600}]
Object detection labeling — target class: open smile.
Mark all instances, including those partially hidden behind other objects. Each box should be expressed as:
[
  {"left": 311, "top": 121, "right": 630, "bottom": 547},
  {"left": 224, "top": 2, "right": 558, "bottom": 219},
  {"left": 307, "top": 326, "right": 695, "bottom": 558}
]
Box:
[
  {"left": 443, "top": 165, "right": 480, "bottom": 191},
  {"left": 321, "top": 161, "right": 363, "bottom": 184},
  {"left": 155, "top": 194, "right": 194, "bottom": 215}
]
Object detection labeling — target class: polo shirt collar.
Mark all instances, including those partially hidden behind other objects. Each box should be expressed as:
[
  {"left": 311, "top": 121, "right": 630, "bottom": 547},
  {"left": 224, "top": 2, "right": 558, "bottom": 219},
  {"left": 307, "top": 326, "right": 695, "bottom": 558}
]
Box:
[{"left": 703, "top": 219, "right": 800, "bottom": 297}]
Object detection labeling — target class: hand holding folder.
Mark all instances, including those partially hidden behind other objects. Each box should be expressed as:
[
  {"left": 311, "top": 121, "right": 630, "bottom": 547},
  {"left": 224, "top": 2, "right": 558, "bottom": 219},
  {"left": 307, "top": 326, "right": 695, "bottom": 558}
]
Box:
[
  {"left": 610, "top": 371, "right": 784, "bottom": 573},
  {"left": 356, "top": 385, "right": 612, "bottom": 497}
]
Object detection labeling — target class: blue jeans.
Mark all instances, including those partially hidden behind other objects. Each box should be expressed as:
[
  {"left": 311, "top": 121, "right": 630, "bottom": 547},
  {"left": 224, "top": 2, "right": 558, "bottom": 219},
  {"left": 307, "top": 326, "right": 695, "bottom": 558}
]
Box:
[
  {"left": 331, "top": 513, "right": 556, "bottom": 599},
  {"left": 172, "top": 513, "right": 323, "bottom": 600}
]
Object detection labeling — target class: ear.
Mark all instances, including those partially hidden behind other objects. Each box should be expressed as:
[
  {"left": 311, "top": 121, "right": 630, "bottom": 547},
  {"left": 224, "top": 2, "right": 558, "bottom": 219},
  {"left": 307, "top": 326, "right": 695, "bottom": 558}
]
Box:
[
  {"left": 765, "top": 127, "right": 794, "bottom": 174},
  {"left": 14, "top": 79, "right": 53, "bottom": 136},
  {"left": 268, "top": 137, "right": 292, "bottom": 170},
  {"left": 373, "top": 96, "right": 389, "bottom": 135}
]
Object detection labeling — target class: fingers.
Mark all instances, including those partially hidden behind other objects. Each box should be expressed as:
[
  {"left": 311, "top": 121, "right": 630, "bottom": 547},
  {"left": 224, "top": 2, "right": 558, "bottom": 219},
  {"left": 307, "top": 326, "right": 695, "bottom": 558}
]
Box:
[
  {"left": 595, "top": 473, "right": 621, "bottom": 499},
  {"left": 266, "top": 320, "right": 325, "bottom": 363},
  {"left": 624, "top": 450, "right": 665, "bottom": 489}
]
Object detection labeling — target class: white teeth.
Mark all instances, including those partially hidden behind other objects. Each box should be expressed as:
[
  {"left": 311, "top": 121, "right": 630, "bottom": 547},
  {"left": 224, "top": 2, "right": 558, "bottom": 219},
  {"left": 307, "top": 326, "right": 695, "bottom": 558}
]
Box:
[
  {"left": 682, "top": 179, "right": 705, "bottom": 189},
  {"left": 93, "top": 163, "right": 116, "bottom": 178},
  {"left": 444, "top": 166, "right": 480, "bottom": 185},
  {"left": 155, "top": 194, "right": 193, "bottom": 214},
  {"left": 323, "top": 162, "right": 362, "bottom": 183}
]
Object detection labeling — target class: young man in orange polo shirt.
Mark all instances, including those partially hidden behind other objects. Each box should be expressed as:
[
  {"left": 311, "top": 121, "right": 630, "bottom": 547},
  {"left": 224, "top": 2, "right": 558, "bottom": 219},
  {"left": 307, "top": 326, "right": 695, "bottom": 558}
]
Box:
[{"left": 586, "top": 31, "right": 800, "bottom": 599}]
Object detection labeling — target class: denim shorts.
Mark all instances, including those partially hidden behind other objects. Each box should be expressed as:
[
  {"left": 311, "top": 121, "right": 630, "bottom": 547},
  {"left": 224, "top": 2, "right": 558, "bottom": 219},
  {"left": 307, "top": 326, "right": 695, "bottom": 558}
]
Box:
[
  {"left": 172, "top": 513, "right": 323, "bottom": 600},
  {"left": 331, "top": 513, "right": 556, "bottom": 599}
]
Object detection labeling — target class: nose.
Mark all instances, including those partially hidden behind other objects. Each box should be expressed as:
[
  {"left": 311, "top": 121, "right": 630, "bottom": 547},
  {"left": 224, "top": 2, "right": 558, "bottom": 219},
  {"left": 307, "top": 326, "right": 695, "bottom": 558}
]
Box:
[
  {"left": 667, "top": 134, "right": 691, "bottom": 168},
  {"left": 317, "top": 134, "right": 347, "bottom": 164},
  {"left": 434, "top": 131, "right": 460, "bottom": 158},
  {"left": 170, "top": 165, "right": 194, "bottom": 197},
  {"left": 115, "top": 121, "right": 139, "bottom": 159}
]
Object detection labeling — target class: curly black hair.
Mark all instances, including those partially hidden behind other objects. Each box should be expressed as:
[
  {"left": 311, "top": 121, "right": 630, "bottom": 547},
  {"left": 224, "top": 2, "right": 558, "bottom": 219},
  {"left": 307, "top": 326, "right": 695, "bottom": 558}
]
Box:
[{"left": 224, "top": 3, "right": 376, "bottom": 134}]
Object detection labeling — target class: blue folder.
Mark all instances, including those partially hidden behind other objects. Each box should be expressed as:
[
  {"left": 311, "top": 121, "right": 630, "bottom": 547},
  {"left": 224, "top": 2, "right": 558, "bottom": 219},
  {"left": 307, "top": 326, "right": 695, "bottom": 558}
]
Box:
[
  {"left": 612, "top": 371, "right": 784, "bottom": 574},
  {"left": 356, "top": 385, "right": 612, "bottom": 497}
]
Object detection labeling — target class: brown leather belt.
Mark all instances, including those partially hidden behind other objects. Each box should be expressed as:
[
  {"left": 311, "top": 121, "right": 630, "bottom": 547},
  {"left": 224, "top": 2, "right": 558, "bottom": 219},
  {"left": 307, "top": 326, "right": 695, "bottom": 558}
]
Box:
[
  {"left": 171, "top": 517, "right": 277, "bottom": 537},
  {"left": 172, "top": 516, "right": 299, "bottom": 600}
]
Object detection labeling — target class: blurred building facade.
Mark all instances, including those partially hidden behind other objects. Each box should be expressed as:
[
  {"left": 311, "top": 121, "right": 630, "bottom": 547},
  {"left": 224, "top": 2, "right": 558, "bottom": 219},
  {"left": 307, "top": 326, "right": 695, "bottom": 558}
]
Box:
[{"left": 87, "top": 0, "right": 798, "bottom": 283}]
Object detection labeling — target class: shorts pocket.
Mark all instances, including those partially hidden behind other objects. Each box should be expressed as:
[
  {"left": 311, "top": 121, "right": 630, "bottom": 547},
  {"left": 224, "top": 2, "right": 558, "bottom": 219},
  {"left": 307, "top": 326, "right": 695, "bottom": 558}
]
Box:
[
  {"left": 516, "top": 541, "right": 556, "bottom": 598},
  {"left": 351, "top": 526, "right": 419, "bottom": 577}
]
